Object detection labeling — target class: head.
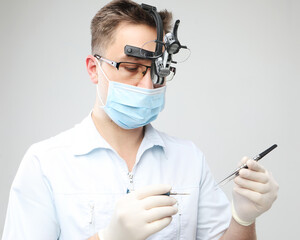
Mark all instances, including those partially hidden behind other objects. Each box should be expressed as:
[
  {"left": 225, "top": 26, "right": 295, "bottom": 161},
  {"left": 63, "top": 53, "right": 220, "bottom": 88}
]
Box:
[{"left": 86, "top": 0, "right": 173, "bottom": 126}]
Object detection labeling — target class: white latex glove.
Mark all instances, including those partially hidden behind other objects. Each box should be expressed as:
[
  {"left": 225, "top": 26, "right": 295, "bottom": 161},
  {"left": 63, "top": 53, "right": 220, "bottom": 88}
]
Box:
[
  {"left": 232, "top": 157, "right": 279, "bottom": 226},
  {"left": 98, "top": 184, "right": 178, "bottom": 240}
]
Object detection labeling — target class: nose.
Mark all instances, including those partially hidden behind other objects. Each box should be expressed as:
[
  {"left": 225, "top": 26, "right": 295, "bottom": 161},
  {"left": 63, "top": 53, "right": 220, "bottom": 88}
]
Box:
[{"left": 137, "top": 68, "right": 154, "bottom": 89}]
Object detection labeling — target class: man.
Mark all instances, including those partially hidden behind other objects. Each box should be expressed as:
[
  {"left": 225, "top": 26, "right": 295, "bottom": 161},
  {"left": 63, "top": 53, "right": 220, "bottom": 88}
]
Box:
[{"left": 2, "top": 0, "right": 278, "bottom": 239}]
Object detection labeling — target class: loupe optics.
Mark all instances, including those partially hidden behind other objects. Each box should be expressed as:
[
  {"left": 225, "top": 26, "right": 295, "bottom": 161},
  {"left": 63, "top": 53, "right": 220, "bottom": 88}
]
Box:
[{"left": 124, "top": 3, "right": 190, "bottom": 85}]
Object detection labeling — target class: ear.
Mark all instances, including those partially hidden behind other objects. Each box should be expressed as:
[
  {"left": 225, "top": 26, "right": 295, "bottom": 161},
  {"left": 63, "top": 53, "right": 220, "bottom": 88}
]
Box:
[{"left": 86, "top": 55, "right": 98, "bottom": 84}]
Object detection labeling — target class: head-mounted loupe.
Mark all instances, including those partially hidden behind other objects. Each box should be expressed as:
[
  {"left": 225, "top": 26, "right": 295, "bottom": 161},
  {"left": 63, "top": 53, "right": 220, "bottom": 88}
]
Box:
[{"left": 124, "top": 3, "right": 189, "bottom": 85}]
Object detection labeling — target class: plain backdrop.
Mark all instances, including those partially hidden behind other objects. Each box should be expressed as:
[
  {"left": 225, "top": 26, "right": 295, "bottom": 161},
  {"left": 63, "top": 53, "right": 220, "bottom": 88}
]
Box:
[{"left": 0, "top": 0, "right": 299, "bottom": 239}]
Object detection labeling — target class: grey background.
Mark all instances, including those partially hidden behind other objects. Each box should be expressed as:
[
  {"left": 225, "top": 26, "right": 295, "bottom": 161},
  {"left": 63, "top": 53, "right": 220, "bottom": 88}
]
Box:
[{"left": 0, "top": 0, "right": 299, "bottom": 238}]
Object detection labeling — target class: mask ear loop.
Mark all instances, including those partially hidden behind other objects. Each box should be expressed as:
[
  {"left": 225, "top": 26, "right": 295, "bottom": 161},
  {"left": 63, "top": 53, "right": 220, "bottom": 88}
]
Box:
[
  {"left": 95, "top": 58, "right": 110, "bottom": 107},
  {"left": 96, "top": 85, "right": 106, "bottom": 108}
]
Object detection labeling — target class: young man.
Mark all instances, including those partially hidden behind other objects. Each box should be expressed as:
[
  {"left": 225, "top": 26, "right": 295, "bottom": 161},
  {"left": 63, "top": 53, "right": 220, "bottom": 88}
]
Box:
[{"left": 2, "top": 1, "right": 278, "bottom": 239}]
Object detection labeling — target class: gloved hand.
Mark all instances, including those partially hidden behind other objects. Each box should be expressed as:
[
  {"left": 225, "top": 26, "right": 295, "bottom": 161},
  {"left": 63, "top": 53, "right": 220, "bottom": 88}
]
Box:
[
  {"left": 98, "top": 184, "right": 178, "bottom": 240},
  {"left": 232, "top": 157, "right": 279, "bottom": 226}
]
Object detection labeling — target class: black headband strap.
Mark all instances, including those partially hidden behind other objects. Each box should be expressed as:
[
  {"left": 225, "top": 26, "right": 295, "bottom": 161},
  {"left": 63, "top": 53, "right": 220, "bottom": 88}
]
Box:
[{"left": 124, "top": 3, "right": 164, "bottom": 59}]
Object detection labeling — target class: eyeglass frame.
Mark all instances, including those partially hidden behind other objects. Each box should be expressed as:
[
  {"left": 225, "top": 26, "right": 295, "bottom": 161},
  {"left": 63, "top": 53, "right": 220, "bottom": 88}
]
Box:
[{"left": 94, "top": 54, "right": 152, "bottom": 77}]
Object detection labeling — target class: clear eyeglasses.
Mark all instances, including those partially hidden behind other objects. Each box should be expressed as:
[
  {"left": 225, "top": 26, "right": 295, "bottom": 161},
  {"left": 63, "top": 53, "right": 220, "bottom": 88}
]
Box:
[{"left": 94, "top": 54, "right": 175, "bottom": 84}]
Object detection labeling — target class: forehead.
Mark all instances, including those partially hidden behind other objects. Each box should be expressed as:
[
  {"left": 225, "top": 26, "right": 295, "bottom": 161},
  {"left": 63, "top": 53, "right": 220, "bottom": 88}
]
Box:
[{"left": 105, "top": 23, "right": 157, "bottom": 60}]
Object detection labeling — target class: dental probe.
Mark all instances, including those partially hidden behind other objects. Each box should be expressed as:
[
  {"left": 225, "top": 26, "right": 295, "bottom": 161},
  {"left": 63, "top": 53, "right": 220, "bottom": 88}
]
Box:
[
  {"left": 126, "top": 189, "right": 190, "bottom": 196},
  {"left": 217, "top": 144, "right": 278, "bottom": 187},
  {"left": 163, "top": 192, "right": 190, "bottom": 196}
]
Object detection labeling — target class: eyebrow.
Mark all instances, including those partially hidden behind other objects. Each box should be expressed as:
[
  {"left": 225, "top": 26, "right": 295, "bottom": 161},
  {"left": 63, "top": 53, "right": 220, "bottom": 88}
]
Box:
[{"left": 118, "top": 55, "right": 151, "bottom": 65}]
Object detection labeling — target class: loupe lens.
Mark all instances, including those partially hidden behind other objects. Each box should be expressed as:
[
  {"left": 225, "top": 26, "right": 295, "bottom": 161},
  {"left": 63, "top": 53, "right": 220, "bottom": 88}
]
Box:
[
  {"left": 172, "top": 47, "right": 191, "bottom": 63},
  {"left": 165, "top": 67, "right": 176, "bottom": 82},
  {"left": 140, "top": 40, "right": 165, "bottom": 59}
]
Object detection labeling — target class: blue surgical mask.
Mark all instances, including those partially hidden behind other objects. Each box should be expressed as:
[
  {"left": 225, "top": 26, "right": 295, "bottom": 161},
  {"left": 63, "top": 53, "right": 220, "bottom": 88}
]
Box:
[{"left": 96, "top": 62, "right": 166, "bottom": 129}]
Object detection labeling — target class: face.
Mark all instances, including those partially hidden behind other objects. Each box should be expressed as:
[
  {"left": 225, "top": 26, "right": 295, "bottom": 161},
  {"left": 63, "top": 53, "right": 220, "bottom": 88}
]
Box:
[{"left": 87, "top": 23, "right": 165, "bottom": 124}]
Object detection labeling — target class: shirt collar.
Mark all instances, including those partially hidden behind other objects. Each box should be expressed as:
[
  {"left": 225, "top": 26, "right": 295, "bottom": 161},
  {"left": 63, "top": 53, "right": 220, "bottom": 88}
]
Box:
[
  {"left": 135, "top": 124, "right": 167, "bottom": 164},
  {"left": 71, "top": 112, "right": 111, "bottom": 156},
  {"left": 142, "top": 124, "right": 166, "bottom": 150},
  {"left": 71, "top": 113, "right": 166, "bottom": 156}
]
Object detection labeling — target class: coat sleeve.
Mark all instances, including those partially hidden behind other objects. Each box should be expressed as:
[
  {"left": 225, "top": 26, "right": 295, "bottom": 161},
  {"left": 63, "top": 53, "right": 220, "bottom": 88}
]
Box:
[
  {"left": 196, "top": 149, "right": 231, "bottom": 240},
  {"left": 2, "top": 146, "right": 60, "bottom": 240}
]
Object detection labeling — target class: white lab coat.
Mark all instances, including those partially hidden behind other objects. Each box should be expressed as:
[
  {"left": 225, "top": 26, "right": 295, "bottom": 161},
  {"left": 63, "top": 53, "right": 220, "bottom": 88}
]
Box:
[{"left": 2, "top": 113, "right": 231, "bottom": 240}]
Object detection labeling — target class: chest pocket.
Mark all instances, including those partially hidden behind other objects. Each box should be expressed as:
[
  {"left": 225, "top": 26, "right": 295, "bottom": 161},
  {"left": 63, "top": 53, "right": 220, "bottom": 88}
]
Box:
[
  {"left": 54, "top": 194, "right": 117, "bottom": 239},
  {"left": 87, "top": 194, "right": 118, "bottom": 236},
  {"left": 147, "top": 196, "right": 182, "bottom": 240},
  {"left": 147, "top": 187, "right": 199, "bottom": 240},
  {"left": 89, "top": 195, "right": 183, "bottom": 240}
]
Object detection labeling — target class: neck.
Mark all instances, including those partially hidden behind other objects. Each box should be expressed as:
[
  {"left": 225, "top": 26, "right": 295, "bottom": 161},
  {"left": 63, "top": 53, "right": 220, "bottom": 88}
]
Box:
[{"left": 91, "top": 104, "right": 144, "bottom": 171}]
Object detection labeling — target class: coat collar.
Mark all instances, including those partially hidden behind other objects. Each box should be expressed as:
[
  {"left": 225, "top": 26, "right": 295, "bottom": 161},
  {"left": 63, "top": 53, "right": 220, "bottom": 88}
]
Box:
[{"left": 71, "top": 112, "right": 166, "bottom": 156}]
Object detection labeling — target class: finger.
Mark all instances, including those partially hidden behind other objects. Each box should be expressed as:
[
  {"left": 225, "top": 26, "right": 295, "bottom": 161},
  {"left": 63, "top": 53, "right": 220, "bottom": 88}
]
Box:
[
  {"left": 268, "top": 171, "right": 280, "bottom": 190},
  {"left": 233, "top": 186, "right": 264, "bottom": 205},
  {"left": 134, "top": 184, "right": 172, "bottom": 200},
  {"left": 246, "top": 159, "right": 266, "bottom": 173},
  {"left": 145, "top": 205, "right": 178, "bottom": 223},
  {"left": 239, "top": 168, "right": 268, "bottom": 183},
  {"left": 142, "top": 195, "right": 177, "bottom": 210},
  {"left": 234, "top": 176, "right": 270, "bottom": 194},
  {"left": 146, "top": 216, "right": 172, "bottom": 234},
  {"left": 237, "top": 156, "right": 250, "bottom": 167}
]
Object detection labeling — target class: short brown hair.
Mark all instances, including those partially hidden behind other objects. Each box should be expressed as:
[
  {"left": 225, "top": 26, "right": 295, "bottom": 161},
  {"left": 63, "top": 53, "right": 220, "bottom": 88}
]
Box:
[{"left": 90, "top": 0, "right": 173, "bottom": 55}]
